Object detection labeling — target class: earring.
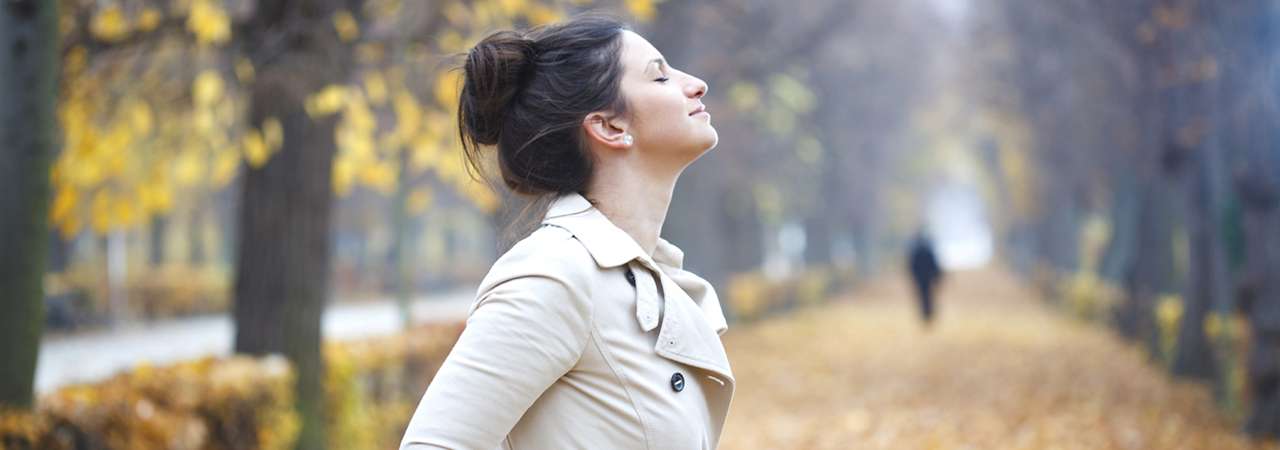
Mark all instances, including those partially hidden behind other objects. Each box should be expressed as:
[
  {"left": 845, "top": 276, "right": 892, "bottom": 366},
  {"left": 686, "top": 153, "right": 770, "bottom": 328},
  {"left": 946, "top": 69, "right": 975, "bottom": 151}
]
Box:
[{"left": 622, "top": 134, "right": 634, "bottom": 146}]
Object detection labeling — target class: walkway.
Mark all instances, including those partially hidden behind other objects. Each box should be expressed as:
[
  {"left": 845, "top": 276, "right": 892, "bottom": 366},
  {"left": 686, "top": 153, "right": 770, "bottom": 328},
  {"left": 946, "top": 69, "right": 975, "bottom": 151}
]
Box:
[
  {"left": 720, "top": 269, "right": 1268, "bottom": 450},
  {"left": 35, "top": 290, "right": 474, "bottom": 393}
]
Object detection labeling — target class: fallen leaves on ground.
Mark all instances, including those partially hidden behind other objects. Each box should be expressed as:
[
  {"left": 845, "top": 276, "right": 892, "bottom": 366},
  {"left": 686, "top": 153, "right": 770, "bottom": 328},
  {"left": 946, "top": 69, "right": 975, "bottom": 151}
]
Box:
[{"left": 720, "top": 269, "right": 1278, "bottom": 450}]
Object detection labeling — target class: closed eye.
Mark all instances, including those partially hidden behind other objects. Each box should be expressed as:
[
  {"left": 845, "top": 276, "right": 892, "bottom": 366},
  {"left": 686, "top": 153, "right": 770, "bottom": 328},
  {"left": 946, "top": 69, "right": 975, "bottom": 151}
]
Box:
[{"left": 654, "top": 76, "right": 670, "bottom": 83}]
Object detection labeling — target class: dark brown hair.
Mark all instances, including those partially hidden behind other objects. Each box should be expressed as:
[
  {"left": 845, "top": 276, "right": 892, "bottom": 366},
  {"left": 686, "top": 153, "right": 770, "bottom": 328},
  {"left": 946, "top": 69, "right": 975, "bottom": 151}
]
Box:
[{"left": 458, "top": 14, "right": 630, "bottom": 199}]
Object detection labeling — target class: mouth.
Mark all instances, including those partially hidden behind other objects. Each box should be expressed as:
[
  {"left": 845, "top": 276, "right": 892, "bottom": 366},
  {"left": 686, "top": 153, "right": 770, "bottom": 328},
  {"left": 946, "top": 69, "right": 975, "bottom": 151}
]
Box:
[{"left": 689, "top": 104, "right": 708, "bottom": 116}]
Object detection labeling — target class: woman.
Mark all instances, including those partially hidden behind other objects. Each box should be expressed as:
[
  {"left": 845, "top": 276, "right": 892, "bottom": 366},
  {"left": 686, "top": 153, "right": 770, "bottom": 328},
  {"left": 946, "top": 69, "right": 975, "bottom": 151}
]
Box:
[{"left": 399, "top": 14, "right": 732, "bottom": 450}]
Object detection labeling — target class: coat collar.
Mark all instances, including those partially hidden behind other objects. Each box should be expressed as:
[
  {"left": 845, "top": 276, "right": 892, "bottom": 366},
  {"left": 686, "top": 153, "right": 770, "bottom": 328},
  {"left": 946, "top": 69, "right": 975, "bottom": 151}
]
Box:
[
  {"left": 542, "top": 192, "right": 685, "bottom": 270},
  {"left": 541, "top": 193, "right": 732, "bottom": 382}
]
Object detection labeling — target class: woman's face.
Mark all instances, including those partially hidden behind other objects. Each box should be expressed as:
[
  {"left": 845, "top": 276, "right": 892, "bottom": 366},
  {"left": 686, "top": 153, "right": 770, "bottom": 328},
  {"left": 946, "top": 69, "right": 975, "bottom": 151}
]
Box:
[{"left": 616, "top": 30, "right": 717, "bottom": 164}]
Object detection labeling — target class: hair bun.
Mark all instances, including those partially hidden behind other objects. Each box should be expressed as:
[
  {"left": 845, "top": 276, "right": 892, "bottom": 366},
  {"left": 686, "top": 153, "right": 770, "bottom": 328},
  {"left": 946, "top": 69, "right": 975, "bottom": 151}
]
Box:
[{"left": 459, "top": 31, "right": 539, "bottom": 146}]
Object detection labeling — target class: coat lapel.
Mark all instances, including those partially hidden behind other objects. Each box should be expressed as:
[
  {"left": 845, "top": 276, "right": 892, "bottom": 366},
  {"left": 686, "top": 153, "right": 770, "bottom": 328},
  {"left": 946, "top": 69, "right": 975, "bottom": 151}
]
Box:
[
  {"left": 541, "top": 193, "right": 735, "bottom": 384},
  {"left": 649, "top": 266, "right": 735, "bottom": 384}
]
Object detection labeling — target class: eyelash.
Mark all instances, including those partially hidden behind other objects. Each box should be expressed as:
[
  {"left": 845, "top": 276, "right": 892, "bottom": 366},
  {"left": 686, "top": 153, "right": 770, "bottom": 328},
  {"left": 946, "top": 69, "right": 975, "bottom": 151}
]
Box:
[{"left": 655, "top": 76, "right": 670, "bottom": 83}]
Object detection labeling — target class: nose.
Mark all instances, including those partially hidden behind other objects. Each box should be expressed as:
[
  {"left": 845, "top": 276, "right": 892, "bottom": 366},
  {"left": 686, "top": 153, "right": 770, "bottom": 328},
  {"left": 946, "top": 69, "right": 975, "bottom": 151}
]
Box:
[{"left": 686, "top": 75, "right": 708, "bottom": 99}]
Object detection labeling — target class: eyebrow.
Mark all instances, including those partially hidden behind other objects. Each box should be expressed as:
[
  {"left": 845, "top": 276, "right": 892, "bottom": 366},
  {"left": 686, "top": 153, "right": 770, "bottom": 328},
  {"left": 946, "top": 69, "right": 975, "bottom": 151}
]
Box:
[{"left": 646, "top": 58, "right": 667, "bottom": 73}]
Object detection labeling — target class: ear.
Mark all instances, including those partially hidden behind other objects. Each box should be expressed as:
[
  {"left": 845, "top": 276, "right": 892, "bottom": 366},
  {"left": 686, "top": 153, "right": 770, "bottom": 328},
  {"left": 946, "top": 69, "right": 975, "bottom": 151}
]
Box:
[{"left": 583, "top": 111, "right": 632, "bottom": 150}]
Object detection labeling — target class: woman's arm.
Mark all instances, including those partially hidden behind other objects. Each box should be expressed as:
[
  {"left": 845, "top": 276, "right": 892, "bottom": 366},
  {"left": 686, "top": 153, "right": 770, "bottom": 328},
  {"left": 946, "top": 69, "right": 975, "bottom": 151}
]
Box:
[{"left": 399, "top": 272, "right": 592, "bottom": 450}]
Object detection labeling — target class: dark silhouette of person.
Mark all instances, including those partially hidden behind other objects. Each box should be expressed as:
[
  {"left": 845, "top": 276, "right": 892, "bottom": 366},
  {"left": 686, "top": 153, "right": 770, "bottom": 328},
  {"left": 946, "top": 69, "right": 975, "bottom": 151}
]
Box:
[{"left": 908, "top": 232, "right": 943, "bottom": 327}]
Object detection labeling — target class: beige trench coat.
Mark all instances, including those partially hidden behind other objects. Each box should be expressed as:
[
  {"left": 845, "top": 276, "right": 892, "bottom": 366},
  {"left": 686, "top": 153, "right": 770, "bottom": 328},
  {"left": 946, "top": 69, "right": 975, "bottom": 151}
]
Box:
[{"left": 399, "top": 193, "right": 735, "bottom": 450}]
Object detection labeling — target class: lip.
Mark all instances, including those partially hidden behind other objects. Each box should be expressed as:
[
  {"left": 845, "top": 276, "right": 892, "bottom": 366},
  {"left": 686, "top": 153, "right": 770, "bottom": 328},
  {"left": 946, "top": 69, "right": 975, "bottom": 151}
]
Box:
[{"left": 689, "top": 105, "right": 708, "bottom": 116}]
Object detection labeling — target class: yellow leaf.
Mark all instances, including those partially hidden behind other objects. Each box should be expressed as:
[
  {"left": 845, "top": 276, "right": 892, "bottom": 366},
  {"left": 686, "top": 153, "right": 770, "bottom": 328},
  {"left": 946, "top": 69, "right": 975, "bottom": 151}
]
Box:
[
  {"left": 174, "top": 151, "right": 204, "bottom": 187},
  {"left": 211, "top": 149, "right": 240, "bottom": 188},
  {"left": 728, "top": 82, "right": 761, "bottom": 111},
  {"left": 306, "top": 85, "right": 348, "bottom": 118},
  {"left": 1205, "top": 313, "right": 1223, "bottom": 340},
  {"left": 359, "top": 161, "right": 398, "bottom": 194},
  {"left": 243, "top": 131, "right": 271, "bottom": 168},
  {"left": 59, "top": 215, "right": 83, "bottom": 239},
  {"left": 112, "top": 195, "right": 139, "bottom": 228},
  {"left": 68, "top": 156, "right": 104, "bottom": 187},
  {"left": 262, "top": 117, "right": 284, "bottom": 150},
  {"left": 141, "top": 182, "right": 173, "bottom": 214},
  {"left": 50, "top": 187, "right": 78, "bottom": 224},
  {"left": 187, "top": 0, "right": 231, "bottom": 45},
  {"left": 193, "top": 71, "right": 224, "bottom": 107},
  {"left": 434, "top": 71, "right": 462, "bottom": 109},
  {"left": 129, "top": 101, "right": 154, "bottom": 135},
  {"left": 194, "top": 109, "right": 216, "bottom": 133},
  {"left": 332, "top": 9, "right": 360, "bottom": 42},
  {"left": 770, "top": 74, "right": 815, "bottom": 113},
  {"left": 625, "top": 0, "right": 656, "bottom": 22},
  {"left": 343, "top": 92, "right": 377, "bottom": 132},
  {"left": 410, "top": 135, "right": 439, "bottom": 172},
  {"left": 91, "top": 190, "right": 112, "bottom": 234},
  {"left": 364, "top": 72, "right": 388, "bottom": 105},
  {"left": 137, "top": 8, "right": 162, "bottom": 32},
  {"left": 90, "top": 6, "right": 131, "bottom": 43},
  {"left": 337, "top": 124, "right": 376, "bottom": 161},
  {"left": 499, "top": 0, "right": 528, "bottom": 15},
  {"left": 393, "top": 92, "right": 421, "bottom": 140},
  {"left": 332, "top": 159, "right": 355, "bottom": 196},
  {"left": 438, "top": 31, "right": 466, "bottom": 53},
  {"left": 1156, "top": 295, "right": 1183, "bottom": 330}
]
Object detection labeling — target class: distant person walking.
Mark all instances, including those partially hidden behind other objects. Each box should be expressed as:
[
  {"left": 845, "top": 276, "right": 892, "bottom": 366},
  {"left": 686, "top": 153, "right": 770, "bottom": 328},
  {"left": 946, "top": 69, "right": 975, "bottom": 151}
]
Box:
[{"left": 909, "top": 232, "right": 943, "bottom": 327}]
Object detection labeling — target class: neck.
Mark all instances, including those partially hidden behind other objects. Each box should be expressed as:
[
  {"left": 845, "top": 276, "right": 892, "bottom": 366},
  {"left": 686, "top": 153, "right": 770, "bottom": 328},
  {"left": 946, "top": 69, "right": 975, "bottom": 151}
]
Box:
[{"left": 585, "top": 158, "right": 682, "bottom": 256}]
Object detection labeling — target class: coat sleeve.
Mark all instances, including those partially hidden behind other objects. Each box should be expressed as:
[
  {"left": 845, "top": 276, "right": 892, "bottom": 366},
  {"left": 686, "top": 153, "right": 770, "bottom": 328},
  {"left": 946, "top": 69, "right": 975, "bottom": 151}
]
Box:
[{"left": 399, "top": 271, "right": 593, "bottom": 450}]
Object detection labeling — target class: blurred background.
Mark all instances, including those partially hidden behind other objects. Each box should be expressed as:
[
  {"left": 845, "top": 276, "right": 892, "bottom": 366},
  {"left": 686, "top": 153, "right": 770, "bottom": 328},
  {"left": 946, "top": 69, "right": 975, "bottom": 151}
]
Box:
[{"left": 2, "top": 0, "right": 1279, "bottom": 449}]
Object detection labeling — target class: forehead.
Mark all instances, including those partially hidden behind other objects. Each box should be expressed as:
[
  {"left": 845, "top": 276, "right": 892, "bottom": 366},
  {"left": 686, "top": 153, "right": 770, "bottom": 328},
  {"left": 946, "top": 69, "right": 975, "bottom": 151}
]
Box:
[{"left": 619, "top": 30, "right": 662, "bottom": 71}]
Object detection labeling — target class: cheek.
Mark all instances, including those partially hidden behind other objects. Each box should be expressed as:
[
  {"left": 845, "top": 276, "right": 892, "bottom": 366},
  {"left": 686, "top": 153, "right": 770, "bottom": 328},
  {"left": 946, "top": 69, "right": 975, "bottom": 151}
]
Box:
[{"left": 628, "top": 89, "right": 697, "bottom": 143}]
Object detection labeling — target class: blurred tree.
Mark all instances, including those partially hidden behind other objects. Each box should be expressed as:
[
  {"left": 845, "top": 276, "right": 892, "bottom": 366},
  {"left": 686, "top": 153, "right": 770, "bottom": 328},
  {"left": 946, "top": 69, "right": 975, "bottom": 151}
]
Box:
[
  {"left": 651, "top": 0, "right": 910, "bottom": 290},
  {"left": 972, "top": 0, "right": 1280, "bottom": 438},
  {"left": 1218, "top": 1, "right": 1280, "bottom": 437},
  {"left": 230, "top": 2, "right": 363, "bottom": 449},
  {"left": 0, "top": 0, "right": 58, "bottom": 409}
]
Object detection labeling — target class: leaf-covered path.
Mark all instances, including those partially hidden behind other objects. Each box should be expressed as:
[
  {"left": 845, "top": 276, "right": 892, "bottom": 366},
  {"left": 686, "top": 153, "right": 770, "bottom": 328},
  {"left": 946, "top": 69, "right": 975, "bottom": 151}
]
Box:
[{"left": 719, "top": 268, "right": 1274, "bottom": 450}]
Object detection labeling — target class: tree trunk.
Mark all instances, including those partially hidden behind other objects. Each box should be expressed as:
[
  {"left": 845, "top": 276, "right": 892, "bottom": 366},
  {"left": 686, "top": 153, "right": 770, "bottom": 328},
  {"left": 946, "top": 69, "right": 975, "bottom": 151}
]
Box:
[
  {"left": 149, "top": 215, "right": 167, "bottom": 267},
  {"left": 389, "top": 148, "right": 413, "bottom": 330},
  {"left": 803, "top": 215, "right": 832, "bottom": 266},
  {"left": 1116, "top": 181, "right": 1177, "bottom": 352},
  {"left": 47, "top": 231, "right": 70, "bottom": 272},
  {"left": 0, "top": 0, "right": 57, "bottom": 409},
  {"left": 1171, "top": 149, "right": 1223, "bottom": 381},
  {"left": 1037, "top": 183, "right": 1081, "bottom": 273},
  {"left": 188, "top": 204, "right": 206, "bottom": 265},
  {"left": 851, "top": 217, "right": 878, "bottom": 278},
  {"left": 234, "top": 93, "right": 337, "bottom": 450},
  {"left": 1242, "top": 197, "right": 1280, "bottom": 437},
  {"left": 233, "top": 4, "right": 353, "bottom": 447},
  {"left": 1098, "top": 177, "right": 1140, "bottom": 284},
  {"left": 1237, "top": 134, "right": 1280, "bottom": 437}
]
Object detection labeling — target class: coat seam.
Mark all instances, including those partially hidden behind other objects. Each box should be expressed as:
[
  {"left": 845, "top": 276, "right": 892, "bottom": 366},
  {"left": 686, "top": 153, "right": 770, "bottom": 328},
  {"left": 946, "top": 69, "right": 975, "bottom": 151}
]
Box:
[{"left": 589, "top": 314, "right": 654, "bottom": 450}]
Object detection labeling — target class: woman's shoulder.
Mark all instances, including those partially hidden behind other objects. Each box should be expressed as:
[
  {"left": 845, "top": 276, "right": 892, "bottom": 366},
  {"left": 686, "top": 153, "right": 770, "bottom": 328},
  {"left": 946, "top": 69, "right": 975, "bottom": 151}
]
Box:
[{"left": 476, "top": 224, "right": 599, "bottom": 295}]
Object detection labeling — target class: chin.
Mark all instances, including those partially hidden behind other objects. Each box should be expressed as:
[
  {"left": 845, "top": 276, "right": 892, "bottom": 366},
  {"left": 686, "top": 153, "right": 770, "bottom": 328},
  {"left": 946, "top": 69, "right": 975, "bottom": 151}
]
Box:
[{"left": 699, "top": 127, "right": 719, "bottom": 152}]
